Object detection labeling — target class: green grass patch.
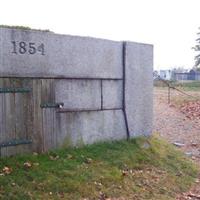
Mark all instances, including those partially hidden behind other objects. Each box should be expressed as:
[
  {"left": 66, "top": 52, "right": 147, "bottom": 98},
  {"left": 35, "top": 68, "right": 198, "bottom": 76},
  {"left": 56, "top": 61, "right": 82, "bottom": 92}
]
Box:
[
  {"left": 0, "top": 25, "right": 50, "bottom": 32},
  {"left": 0, "top": 136, "right": 198, "bottom": 200},
  {"left": 170, "top": 81, "right": 200, "bottom": 92},
  {"left": 154, "top": 80, "right": 200, "bottom": 91},
  {"left": 174, "top": 81, "right": 200, "bottom": 90}
]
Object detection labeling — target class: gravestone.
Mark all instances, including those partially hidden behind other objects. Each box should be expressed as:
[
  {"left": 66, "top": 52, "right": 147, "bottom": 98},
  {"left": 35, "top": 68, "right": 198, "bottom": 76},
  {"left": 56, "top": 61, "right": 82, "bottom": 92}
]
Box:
[{"left": 0, "top": 27, "right": 153, "bottom": 156}]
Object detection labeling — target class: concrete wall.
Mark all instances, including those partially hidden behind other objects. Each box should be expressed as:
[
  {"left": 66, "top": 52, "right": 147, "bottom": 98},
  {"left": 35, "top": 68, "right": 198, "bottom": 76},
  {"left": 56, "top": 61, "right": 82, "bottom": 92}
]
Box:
[
  {"left": 125, "top": 42, "right": 153, "bottom": 137},
  {"left": 55, "top": 80, "right": 101, "bottom": 110},
  {"left": 56, "top": 110, "right": 127, "bottom": 147},
  {"left": 102, "top": 80, "right": 123, "bottom": 109},
  {"left": 0, "top": 28, "right": 122, "bottom": 79},
  {"left": 0, "top": 27, "right": 153, "bottom": 155}
]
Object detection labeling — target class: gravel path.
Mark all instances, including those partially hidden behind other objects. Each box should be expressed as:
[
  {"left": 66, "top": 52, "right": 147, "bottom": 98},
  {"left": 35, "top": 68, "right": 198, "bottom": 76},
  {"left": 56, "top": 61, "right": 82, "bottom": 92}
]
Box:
[
  {"left": 153, "top": 88, "right": 200, "bottom": 160},
  {"left": 153, "top": 88, "right": 200, "bottom": 200}
]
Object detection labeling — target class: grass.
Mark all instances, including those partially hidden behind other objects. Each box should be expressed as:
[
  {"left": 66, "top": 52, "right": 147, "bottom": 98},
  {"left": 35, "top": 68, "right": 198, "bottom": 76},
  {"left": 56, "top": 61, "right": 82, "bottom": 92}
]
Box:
[
  {"left": 154, "top": 80, "right": 200, "bottom": 91},
  {"left": 171, "top": 81, "right": 200, "bottom": 92},
  {"left": 0, "top": 136, "right": 198, "bottom": 200},
  {"left": 0, "top": 25, "right": 50, "bottom": 32}
]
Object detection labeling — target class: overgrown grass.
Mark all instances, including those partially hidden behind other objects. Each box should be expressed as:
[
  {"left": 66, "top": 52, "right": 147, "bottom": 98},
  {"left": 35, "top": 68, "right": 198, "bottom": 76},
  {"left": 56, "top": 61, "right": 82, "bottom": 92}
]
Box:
[
  {"left": 0, "top": 25, "right": 50, "bottom": 32},
  {"left": 0, "top": 136, "right": 198, "bottom": 200}
]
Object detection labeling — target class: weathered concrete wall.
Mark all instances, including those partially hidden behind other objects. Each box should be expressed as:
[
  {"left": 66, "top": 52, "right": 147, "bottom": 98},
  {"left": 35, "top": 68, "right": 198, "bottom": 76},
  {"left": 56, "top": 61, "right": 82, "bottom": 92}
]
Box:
[
  {"left": 125, "top": 42, "right": 153, "bottom": 137},
  {"left": 56, "top": 110, "right": 127, "bottom": 147},
  {"left": 55, "top": 79, "right": 123, "bottom": 110},
  {"left": 0, "top": 28, "right": 122, "bottom": 78},
  {"left": 102, "top": 80, "right": 123, "bottom": 109},
  {"left": 55, "top": 80, "right": 101, "bottom": 110},
  {"left": 0, "top": 27, "right": 153, "bottom": 156}
]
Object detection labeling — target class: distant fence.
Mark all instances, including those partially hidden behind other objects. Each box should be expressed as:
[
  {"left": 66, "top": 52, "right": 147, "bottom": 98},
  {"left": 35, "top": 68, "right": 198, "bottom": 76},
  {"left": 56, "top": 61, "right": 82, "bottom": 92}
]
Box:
[
  {"left": 174, "top": 72, "right": 200, "bottom": 81},
  {"left": 154, "top": 76, "right": 199, "bottom": 104}
]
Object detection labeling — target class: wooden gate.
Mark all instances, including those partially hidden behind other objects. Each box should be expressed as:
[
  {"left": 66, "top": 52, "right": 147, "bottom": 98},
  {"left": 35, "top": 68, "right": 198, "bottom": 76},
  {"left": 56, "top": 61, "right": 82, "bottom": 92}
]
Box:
[
  {"left": 0, "top": 78, "right": 33, "bottom": 156},
  {"left": 0, "top": 78, "right": 60, "bottom": 157}
]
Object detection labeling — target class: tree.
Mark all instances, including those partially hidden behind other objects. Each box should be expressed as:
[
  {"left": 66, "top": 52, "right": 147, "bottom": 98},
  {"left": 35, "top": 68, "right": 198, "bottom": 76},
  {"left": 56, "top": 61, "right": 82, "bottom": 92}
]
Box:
[{"left": 193, "top": 27, "right": 200, "bottom": 71}]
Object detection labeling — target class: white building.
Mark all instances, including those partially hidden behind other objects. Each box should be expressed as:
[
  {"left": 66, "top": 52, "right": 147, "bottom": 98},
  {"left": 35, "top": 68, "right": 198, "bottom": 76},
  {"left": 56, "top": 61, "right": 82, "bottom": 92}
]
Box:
[{"left": 158, "top": 70, "right": 172, "bottom": 80}]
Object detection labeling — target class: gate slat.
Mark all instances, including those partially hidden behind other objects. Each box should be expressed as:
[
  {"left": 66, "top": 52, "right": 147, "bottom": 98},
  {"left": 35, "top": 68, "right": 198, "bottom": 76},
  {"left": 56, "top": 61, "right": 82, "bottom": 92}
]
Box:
[{"left": 4, "top": 79, "right": 16, "bottom": 156}]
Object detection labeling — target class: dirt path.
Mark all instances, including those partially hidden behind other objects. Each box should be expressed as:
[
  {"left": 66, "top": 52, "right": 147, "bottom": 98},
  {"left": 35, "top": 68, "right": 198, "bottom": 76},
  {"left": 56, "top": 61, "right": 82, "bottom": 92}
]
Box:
[{"left": 153, "top": 88, "right": 200, "bottom": 200}]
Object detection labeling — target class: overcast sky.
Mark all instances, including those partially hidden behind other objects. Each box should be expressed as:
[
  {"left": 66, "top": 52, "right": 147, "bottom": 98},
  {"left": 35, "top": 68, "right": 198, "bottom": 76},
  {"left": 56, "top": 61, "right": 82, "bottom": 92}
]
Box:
[{"left": 0, "top": 0, "right": 200, "bottom": 70}]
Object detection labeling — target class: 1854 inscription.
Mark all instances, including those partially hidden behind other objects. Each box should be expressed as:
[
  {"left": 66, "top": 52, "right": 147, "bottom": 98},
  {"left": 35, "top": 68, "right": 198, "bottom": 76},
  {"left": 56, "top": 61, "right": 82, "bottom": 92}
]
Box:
[{"left": 11, "top": 41, "right": 45, "bottom": 55}]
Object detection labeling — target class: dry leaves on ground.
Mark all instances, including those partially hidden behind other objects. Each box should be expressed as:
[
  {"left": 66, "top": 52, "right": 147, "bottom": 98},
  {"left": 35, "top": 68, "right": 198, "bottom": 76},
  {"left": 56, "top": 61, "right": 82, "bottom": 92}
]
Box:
[{"left": 180, "top": 101, "right": 200, "bottom": 120}]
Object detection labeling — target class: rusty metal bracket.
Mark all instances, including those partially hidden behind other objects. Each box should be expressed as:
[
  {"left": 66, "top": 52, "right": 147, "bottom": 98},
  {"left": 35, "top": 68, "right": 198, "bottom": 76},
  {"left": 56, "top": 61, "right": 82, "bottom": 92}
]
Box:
[
  {"left": 0, "top": 87, "right": 31, "bottom": 93},
  {"left": 40, "top": 102, "right": 64, "bottom": 108}
]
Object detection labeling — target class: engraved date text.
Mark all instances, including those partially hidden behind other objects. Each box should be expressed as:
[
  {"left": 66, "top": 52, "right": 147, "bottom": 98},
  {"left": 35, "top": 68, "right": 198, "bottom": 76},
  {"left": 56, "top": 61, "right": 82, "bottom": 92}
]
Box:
[{"left": 11, "top": 41, "right": 45, "bottom": 55}]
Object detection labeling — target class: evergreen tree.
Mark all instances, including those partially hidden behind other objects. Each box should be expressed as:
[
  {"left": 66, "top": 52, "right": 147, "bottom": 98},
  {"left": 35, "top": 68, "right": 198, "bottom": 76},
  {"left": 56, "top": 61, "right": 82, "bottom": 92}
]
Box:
[{"left": 193, "top": 27, "right": 200, "bottom": 71}]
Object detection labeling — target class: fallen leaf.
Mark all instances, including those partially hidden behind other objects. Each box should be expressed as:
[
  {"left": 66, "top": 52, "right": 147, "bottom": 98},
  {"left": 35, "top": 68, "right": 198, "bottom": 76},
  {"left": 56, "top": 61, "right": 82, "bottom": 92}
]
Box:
[
  {"left": 23, "top": 162, "right": 32, "bottom": 169},
  {"left": 122, "top": 170, "right": 128, "bottom": 176},
  {"left": 2, "top": 166, "right": 12, "bottom": 175},
  {"left": 49, "top": 155, "right": 59, "bottom": 161},
  {"left": 85, "top": 158, "right": 93, "bottom": 164},
  {"left": 188, "top": 192, "right": 200, "bottom": 199}
]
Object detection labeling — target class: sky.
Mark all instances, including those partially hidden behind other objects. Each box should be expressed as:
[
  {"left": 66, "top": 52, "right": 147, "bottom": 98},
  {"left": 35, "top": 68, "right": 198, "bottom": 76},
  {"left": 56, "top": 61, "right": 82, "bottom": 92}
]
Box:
[{"left": 0, "top": 0, "right": 200, "bottom": 70}]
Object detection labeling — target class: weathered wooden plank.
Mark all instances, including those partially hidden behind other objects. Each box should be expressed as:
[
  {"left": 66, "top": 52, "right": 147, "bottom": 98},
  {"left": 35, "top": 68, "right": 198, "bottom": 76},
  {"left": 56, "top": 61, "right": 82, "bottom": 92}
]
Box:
[
  {"left": 42, "top": 109, "right": 50, "bottom": 151},
  {"left": 41, "top": 79, "right": 49, "bottom": 152},
  {"left": 3, "top": 78, "right": 16, "bottom": 156},
  {"left": 41, "top": 79, "right": 56, "bottom": 151},
  {"left": 22, "top": 78, "right": 34, "bottom": 154},
  {"left": 13, "top": 78, "right": 24, "bottom": 154},
  {"left": 32, "top": 79, "right": 43, "bottom": 153},
  {"left": 0, "top": 78, "right": 4, "bottom": 156},
  {"left": 13, "top": 78, "right": 32, "bottom": 155},
  {"left": 49, "top": 79, "right": 56, "bottom": 149}
]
